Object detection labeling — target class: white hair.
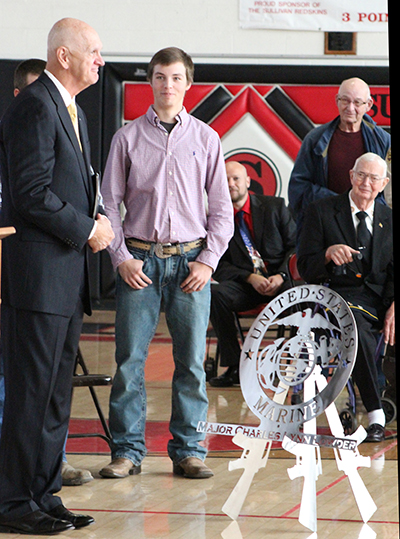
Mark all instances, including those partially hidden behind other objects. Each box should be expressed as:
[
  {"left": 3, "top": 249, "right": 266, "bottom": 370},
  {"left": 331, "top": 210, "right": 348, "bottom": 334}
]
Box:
[{"left": 352, "top": 152, "right": 387, "bottom": 177}]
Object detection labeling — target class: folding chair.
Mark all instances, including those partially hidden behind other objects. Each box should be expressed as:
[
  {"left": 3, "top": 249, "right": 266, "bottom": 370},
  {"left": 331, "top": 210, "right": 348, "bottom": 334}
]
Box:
[
  {"left": 205, "top": 293, "right": 294, "bottom": 381},
  {"left": 205, "top": 304, "right": 269, "bottom": 381},
  {"left": 69, "top": 346, "right": 112, "bottom": 444}
]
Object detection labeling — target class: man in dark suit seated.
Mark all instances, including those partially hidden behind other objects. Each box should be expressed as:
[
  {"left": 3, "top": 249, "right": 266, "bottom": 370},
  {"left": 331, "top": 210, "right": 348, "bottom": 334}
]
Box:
[
  {"left": 209, "top": 161, "right": 296, "bottom": 387},
  {"left": 297, "top": 152, "right": 394, "bottom": 443}
]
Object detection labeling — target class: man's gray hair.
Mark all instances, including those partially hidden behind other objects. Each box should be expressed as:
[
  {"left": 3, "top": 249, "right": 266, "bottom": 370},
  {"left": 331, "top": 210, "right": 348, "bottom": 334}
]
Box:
[{"left": 352, "top": 152, "right": 387, "bottom": 177}]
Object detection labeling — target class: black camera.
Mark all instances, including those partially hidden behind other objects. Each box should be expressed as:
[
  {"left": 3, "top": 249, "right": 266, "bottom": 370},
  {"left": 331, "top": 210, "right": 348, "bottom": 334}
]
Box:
[{"left": 332, "top": 251, "right": 363, "bottom": 276}]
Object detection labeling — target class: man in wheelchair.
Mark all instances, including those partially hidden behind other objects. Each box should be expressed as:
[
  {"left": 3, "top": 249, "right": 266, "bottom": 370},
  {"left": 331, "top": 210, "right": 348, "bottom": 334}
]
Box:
[{"left": 297, "top": 152, "right": 394, "bottom": 443}]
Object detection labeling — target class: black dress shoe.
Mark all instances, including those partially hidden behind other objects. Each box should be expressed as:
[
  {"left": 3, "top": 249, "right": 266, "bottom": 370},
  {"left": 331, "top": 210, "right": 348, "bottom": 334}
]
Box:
[
  {"left": 364, "top": 423, "right": 385, "bottom": 443},
  {"left": 209, "top": 367, "right": 239, "bottom": 387},
  {"left": 46, "top": 505, "right": 94, "bottom": 528},
  {"left": 0, "top": 509, "right": 73, "bottom": 535}
]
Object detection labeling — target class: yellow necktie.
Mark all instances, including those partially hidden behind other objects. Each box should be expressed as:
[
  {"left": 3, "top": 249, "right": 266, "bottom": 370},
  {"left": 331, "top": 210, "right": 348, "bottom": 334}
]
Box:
[{"left": 67, "top": 102, "right": 82, "bottom": 150}]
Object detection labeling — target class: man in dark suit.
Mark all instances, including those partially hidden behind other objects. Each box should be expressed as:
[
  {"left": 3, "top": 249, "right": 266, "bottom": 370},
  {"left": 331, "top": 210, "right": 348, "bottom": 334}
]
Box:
[
  {"left": 0, "top": 57, "right": 94, "bottom": 489},
  {"left": 0, "top": 18, "right": 114, "bottom": 535},
  {"left": 209, "top": 161, "right": 296, "bottom": 387},
  {"left": 297, "top": 152, "right": 394, "bottom": 443}
]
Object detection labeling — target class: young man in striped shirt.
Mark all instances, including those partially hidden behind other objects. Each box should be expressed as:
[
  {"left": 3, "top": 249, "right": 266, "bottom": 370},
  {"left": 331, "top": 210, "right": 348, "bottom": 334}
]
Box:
[{"left": 100, "top": 47, "right": 233, "bottom": 480}]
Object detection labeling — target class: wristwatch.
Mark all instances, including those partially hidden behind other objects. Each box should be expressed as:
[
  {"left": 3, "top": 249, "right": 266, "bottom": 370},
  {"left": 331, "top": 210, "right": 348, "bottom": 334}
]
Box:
[{"left": 279, "top": 271, "right": 288, "bottom": 282}]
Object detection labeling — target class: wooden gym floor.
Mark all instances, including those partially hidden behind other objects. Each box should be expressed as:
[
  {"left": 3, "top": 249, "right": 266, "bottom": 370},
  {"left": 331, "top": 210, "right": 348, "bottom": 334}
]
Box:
[{"left": 22, "top": 305, "right": 397, "bottom": 539}]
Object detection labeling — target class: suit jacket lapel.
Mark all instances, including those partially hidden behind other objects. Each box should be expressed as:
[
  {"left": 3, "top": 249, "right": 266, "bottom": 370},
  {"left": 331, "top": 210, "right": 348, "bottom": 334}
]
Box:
[
  {"left": 232, "top": 221, "right": 250, "bottom": 261},
  {"left": 76, "top": 104, "right": 95, "bottom": 201},
  {"left": 333, "top": 193, "right": 355, "bottom": 243},
  {"left": 371, "top": 202, "right": 390, "bottom": 271},
  {"left": 250, "top": 195, "right": 264, "bottom": 247},
  {"left": 76, "top": 104, "right": 92, "bottom": 175},
  {"left": 58, "top": 104, "right": 91, "bottom": 197},
  {"left": 40, "top": 74, "right": 91, "bottom": 198}
]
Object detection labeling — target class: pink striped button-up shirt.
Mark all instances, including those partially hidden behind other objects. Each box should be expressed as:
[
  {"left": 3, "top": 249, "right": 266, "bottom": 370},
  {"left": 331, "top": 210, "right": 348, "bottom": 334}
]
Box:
[{"left": 102, "top": 106, "right": 233, "bottom": 271}]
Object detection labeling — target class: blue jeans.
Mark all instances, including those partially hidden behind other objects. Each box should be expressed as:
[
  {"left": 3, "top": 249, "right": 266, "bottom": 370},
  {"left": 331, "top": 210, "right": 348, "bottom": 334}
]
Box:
[{"left": 108, "top": 244, "right": 210, "bottom": 465}]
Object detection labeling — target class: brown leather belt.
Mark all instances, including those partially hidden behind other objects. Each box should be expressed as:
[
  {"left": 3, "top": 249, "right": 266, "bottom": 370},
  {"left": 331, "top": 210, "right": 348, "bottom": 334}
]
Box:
[{"left": 126, "top": 238, "right": 204, "bottom": 259}]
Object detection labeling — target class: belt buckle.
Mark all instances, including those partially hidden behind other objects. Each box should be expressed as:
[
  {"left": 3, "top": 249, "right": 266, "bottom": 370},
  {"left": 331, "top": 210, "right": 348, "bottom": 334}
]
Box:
[{"left": 155, "top": 243, "right": 171, "bottom": 259}]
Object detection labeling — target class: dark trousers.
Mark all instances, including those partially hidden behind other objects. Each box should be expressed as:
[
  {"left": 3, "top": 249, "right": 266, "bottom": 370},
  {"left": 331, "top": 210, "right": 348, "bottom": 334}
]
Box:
[
  {"left": 0, "top": 301, "right": 84, "bottom": 519},
  {"left": 337, "top": 285, "right": 384, "bottom": 413},
  {"left": 210, "top": 280, "right": 271, "bottom": 368},
  {"left": 350, "top": 309, "right": 382, "bottom": 413}
]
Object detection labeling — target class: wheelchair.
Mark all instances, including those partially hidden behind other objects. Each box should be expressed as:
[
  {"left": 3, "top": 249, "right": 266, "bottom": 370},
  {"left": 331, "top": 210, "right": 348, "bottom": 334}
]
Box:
[
  {"left": 338, "top": 336, "right": 397, "bottom": 435},
  {"left": 287, "top": 254, "right": 396, "bottom": 436}
]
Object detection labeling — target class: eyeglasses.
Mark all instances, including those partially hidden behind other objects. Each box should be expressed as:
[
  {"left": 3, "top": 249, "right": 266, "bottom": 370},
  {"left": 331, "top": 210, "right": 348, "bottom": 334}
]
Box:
[
  {"left": 353, "top": 171, "right": 386, "bottom": 184},
  {"left": 337, "top": 96, "right": 368, "bottom": 108}
]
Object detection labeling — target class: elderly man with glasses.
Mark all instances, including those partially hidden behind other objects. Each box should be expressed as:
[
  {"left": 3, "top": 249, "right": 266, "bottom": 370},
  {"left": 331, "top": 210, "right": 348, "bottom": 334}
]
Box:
[
  {"left": 297, "top": 152, "right": 394, "bottom": 443},
  {"left": 288, "top": 77, "right": 391, "bottom": 241}
]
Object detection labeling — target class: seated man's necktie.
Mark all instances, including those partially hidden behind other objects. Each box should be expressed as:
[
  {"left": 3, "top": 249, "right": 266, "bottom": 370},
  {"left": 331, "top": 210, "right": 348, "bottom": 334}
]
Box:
[
  {"left": 356, "top": 210, "right": 372, "bottom": 270},
  {"left": 237, "top": 210, "right": 268, "bottom": 277}
]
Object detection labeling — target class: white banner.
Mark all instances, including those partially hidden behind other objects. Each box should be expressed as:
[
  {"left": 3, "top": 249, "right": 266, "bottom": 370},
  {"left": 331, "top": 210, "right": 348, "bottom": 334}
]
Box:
[{"left": 240, "top": 0, "right": 388, "bottom": 32}]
